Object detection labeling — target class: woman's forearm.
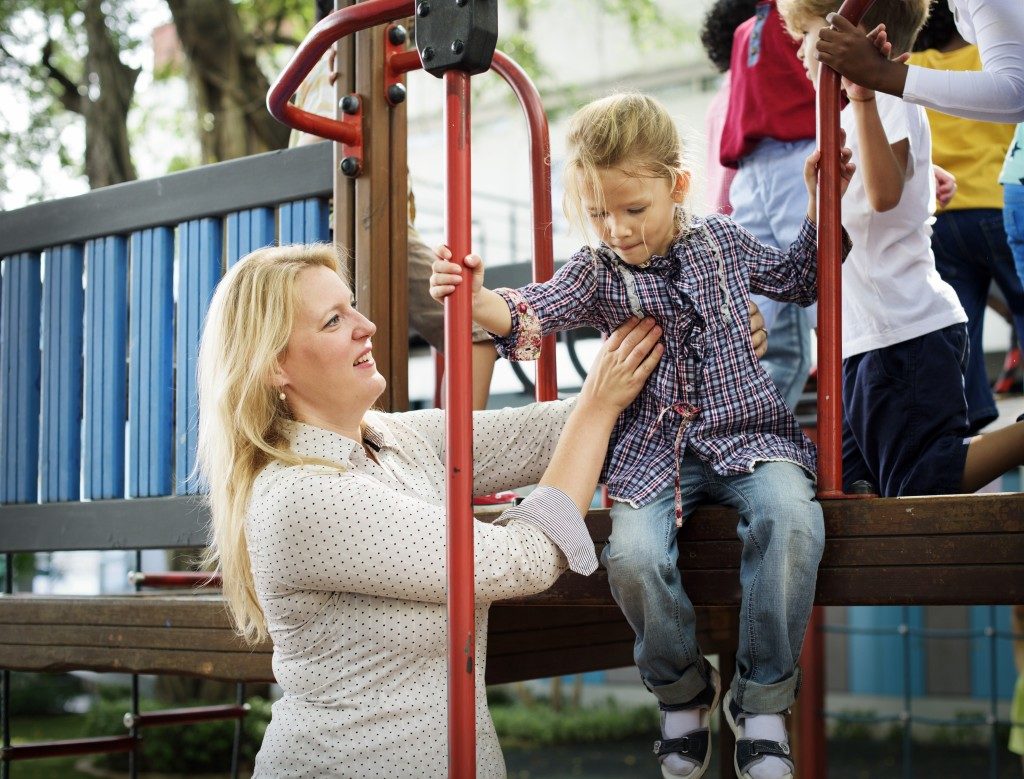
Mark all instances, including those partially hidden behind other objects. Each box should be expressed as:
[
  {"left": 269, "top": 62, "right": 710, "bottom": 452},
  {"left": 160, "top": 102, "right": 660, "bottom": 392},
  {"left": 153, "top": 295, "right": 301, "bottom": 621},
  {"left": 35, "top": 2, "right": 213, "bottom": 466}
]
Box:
[{"left": 538, "top": 398, "right": 617, "bottom": 517}]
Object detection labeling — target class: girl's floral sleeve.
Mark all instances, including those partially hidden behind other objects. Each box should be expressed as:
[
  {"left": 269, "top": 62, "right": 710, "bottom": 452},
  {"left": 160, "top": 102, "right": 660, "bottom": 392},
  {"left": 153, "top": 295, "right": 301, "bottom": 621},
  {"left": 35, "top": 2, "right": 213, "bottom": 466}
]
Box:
[{"left": 489, "top": 255, "right": 606, "bottom": 361}]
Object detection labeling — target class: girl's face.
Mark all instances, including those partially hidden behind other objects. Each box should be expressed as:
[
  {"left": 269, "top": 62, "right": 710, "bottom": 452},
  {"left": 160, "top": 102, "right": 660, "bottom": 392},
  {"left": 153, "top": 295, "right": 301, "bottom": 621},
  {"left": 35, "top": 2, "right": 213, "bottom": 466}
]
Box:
[
  {"left": 796, "top": 16, "right": 828, "bottom": 84},
  {"left": 584, "top": 167, "right": 687, "bottom": 266},
  {"left": 276, "top": 265, "right": 386, "bottom": 431}
]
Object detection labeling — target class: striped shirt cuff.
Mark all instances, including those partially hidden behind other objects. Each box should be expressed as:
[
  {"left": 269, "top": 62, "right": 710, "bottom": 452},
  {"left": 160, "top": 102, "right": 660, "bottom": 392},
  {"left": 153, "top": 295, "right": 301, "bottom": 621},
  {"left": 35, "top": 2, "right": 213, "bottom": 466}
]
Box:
[{"left": 494, "top": 486, "right": 598, "bottom": 575}]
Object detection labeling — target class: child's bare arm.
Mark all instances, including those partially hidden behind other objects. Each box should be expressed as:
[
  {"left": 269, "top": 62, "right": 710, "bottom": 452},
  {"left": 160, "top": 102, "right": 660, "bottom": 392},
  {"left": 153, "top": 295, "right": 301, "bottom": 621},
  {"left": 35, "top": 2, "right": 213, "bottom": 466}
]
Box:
[
  {"left": 430, "top": 248, "right": 513, "bottom": 337},
  {"left": 849, "top": 91, "right": 909, "bottom": 213}
]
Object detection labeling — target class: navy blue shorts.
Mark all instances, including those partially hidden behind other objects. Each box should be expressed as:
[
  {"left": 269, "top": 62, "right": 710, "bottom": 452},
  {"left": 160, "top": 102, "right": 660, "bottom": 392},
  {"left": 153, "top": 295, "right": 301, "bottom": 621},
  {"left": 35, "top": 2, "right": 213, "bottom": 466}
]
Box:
[{"left": 842, "top": 323, "right": 971, "bottom": 497}]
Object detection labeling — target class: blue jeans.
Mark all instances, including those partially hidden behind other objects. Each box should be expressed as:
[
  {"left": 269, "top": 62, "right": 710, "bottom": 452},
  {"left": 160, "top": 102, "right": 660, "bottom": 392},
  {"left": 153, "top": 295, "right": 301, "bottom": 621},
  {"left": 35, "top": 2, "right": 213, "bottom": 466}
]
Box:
[
  {"left": 931, "top": 208, "right": 1024, "bottom": 432},
  {"left": 602, "top": 457, "right": 824, "bottom": 714},
  {"left": 731, "top": 138, "right": 817, "bottom": 410},
  {"left": 1006, "top": 184, "right": 1024, "bottom": 290}
]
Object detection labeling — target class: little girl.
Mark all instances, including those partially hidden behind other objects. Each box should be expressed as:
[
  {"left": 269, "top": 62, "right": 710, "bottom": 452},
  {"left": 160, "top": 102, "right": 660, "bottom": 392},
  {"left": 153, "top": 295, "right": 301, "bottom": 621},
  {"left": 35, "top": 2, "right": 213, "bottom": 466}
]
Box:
[{"left": 431, "top": 92, "right": 853, "bottom": 779}]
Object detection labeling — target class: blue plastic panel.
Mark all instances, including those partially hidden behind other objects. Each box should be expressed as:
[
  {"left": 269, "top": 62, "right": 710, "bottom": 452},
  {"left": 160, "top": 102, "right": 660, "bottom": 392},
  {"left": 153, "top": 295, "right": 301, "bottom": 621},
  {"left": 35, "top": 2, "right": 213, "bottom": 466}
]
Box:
[
  {"left": 40, "top": 245, "right": 84, "bottom": 502},
  {"left": 0, "top": 253, "right": 42, "bottom": 504},
  {"left": 129, "top": 228, "right": 175, "bottom": 497},
  {"left": 226, "top": 207, "right": 275, "bottom": 267},
  {"left": 969, "top": 606, "right": 1016, "bottom": 700},
  {"left": 176, "top": 218, "right": 222, "bottom": 494},
  {"left": 279, "top": 198, "right": 330, "bottom": 244},
  {"left": 847, "top": 606, "right": 925, "bottom": 697},
  {"left": 83, "top": 237, "right": 129, "bottom": 500}
]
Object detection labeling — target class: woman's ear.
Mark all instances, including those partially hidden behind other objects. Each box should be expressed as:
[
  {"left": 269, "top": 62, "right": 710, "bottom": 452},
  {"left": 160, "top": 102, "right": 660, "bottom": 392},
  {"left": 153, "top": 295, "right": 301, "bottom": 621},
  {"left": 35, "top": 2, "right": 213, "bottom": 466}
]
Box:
[
  {"left": 269, "top": 361, "right": 289, "bottom": 391},
  {"left": 672, "top": 171, "right": 691, "bottom": 203}
]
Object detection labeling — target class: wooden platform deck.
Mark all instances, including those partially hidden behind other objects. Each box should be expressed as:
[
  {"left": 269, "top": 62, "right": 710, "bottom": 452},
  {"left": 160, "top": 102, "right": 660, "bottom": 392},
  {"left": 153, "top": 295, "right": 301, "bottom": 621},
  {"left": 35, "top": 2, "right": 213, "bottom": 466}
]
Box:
[{"left": 2, "top": 492, "right": 1020, "bottom": 684}]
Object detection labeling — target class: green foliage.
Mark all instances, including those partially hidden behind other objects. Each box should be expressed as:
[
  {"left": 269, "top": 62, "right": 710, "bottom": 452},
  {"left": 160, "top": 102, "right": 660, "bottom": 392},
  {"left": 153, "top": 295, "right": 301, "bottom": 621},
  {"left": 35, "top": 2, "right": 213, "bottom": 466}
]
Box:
[
  {"left": 84, "top": 695, "right": 272, "bottom": 773},
  {"left": 7, "top": 673, "right": 86, "bottom": 716},
  {"left": 491, "top": 697, "right": 659, "bottom": 748}
]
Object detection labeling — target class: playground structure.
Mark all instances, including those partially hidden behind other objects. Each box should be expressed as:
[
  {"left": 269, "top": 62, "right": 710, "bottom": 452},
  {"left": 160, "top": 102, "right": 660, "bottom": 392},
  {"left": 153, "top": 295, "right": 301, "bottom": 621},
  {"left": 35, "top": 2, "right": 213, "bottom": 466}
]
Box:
[{"left": 1, "top": 0, "right": 1023, "bottom": 777}]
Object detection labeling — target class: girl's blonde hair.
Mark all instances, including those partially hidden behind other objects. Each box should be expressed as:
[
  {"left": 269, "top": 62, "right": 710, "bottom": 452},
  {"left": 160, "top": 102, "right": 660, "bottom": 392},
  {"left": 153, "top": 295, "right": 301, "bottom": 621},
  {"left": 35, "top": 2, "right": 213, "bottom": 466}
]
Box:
[
  {"left": 562, "top": 92, "right": 691, "bottom": 246},
  {"left": 196, "top": 243, "right": 344, "bottom": 644}
]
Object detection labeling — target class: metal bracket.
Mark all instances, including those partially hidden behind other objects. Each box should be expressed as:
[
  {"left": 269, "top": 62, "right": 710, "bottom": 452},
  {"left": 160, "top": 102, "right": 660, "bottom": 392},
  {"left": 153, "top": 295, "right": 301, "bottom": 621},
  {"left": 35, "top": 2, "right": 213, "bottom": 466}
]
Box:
[
  {"left": 338, "top": 93, "right": 363, "bottom": 177},
  {"left": 384, "top": 23, "right": 410, "bottom": 106},
  {"left": 415, "top": 0, "right": 497, "bottom": 78}
]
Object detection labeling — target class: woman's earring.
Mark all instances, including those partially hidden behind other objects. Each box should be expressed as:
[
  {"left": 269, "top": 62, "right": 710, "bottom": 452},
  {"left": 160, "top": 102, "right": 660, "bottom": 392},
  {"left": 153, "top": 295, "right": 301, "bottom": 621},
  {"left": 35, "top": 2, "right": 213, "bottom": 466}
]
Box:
[{"left": 279, "top": 391, "right": 286, "bottom": 401}]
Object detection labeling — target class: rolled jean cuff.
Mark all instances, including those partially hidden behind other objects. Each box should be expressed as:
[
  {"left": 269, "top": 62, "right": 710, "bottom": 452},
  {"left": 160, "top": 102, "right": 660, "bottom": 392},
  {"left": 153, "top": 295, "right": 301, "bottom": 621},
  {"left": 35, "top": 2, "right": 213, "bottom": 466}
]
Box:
[
  {"left": 732, "top": 667, "right": 801, "bottom": 714},
  {"left": 645, "top": 662, "right": 709, "bottom": 707},
  {"left": 495, "top": 486, "right": 598, "bottom": 575}
]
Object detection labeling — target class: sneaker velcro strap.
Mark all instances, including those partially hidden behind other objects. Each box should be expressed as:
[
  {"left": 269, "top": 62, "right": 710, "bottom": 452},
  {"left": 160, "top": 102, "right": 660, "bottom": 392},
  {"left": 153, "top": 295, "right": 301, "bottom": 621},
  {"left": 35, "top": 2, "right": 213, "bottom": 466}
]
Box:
[
  {"left": 736, "top": 738, "right": 793, "bottom": 770},
  {"left": 653, "top": 731, "right": 710, "bottom": 761}
]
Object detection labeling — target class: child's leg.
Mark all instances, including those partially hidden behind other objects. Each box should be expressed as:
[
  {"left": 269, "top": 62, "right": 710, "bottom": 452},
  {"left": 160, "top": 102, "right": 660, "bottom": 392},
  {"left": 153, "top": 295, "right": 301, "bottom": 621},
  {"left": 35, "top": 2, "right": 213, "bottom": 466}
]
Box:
[
  {"left": 843, "top": 325, "right": 973, "bottom": 497},
  {"left": 714, "top": 461, "right": 824, "bottom": 713},
  {"left": 603, "top": 483, "right": 710, "bottom": 705}
]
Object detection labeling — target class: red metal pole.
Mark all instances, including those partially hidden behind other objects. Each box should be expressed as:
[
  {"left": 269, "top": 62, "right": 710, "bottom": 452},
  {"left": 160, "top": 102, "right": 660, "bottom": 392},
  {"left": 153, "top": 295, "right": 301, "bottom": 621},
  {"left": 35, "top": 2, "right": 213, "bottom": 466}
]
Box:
[
  {"left": 127, "top": 571, "right": 222, "bottom": 588},
  {"left": 808, "top": 4, "right": 875, "bottom": 776},
  {"left": 2, "top": 736, "right": 136, "bottom": 761},
  {"left": 797, "top": 606, "right": 827, "bottom": 777},
  {"left": 815, "top": 0, "right": 875, "bottom": 496},
  {"left": 444, "top": 69, "right": 476, "bottom": 777},
  {"left": 489, "top": 51, "right": 556, "bottom": 402}
]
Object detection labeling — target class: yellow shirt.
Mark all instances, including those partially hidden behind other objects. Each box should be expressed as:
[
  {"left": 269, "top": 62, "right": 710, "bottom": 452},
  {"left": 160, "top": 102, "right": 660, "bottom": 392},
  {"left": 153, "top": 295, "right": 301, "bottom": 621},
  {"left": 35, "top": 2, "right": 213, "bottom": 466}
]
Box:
[{"left": 909, "top": 45, "right": 1015, "bottom": 211}]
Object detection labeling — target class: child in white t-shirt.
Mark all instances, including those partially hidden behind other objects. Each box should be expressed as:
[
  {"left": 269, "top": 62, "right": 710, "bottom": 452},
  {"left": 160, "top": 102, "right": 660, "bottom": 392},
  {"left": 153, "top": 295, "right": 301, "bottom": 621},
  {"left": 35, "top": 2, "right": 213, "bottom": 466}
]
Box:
[{"left": 780, "top": 0, "right": 1024, "bottom": 496}]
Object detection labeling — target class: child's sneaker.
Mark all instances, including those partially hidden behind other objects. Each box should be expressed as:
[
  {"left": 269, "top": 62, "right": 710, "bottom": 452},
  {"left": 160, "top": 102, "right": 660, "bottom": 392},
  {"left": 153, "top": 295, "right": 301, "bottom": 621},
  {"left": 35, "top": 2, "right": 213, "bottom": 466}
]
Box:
[
  {"left": 653, "top": 664, "right": 721, "bottom": 778},
  {"left": 723, "top": 690, "right": 794, "bottom": 779}
]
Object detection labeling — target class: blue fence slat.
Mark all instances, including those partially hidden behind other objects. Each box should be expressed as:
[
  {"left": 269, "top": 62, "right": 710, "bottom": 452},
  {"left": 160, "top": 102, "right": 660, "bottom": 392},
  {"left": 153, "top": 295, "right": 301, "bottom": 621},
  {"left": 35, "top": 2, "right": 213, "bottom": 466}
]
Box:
[
  {"left": 176, "top": 218, "right": 222, "bottom": 495},
  {"left": 969, "top": 606, "right": 1016, "bottom": 700},
  {"left": 0, "top": 253, "right": 42, "bottom": 504},
  {"left": 129, "top": 228, "right": 174, "bottom": 497},
  {"left": 83, "top": 236, "right": 129, "bottom": 500},
  {"left": 279, "top": 198, "right": 330, "bottom": 244},
  {"left": 847, "top": 606, "right": 925, "bottom": 697},
  {"left": 40, "top": 245, "right": 84, "bottom": 502},
  {"left": 226, "top": 207, "right": 275, "bottom": 267}
]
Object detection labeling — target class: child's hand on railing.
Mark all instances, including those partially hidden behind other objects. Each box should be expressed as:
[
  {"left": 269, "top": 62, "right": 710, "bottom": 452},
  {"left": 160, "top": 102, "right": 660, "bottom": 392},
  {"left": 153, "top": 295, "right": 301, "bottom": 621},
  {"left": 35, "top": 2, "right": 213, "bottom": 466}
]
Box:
[
  {"left": 429, "top": 246, "right": 486, "bottom": 306},
  {"left": 804, "top": 128, "right": 856, "bottom": 219}
]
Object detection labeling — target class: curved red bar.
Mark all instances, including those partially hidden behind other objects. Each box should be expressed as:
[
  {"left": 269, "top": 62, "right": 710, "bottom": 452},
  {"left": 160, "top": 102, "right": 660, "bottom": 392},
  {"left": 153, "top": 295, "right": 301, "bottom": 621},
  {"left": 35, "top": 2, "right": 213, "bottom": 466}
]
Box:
[
  {"left": 816, "top": 0, "right": 876, "bottom": 497},
  {"left": 266, "top": 0, "right": 413, "bottom": 143},
  {"left": 489, "top": 51, "right": 557, "bottom": 402}
]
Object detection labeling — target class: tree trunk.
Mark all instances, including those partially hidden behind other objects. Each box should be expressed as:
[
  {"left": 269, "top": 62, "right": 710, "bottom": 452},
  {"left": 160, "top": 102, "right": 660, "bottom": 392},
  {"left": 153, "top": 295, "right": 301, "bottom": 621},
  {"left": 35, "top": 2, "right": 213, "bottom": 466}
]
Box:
[
  {"left": 82, "top": 0, "right": 139, "bottom": 188},
  {"left": 166, "top": 0, "right": 291, "bottom": 163}
]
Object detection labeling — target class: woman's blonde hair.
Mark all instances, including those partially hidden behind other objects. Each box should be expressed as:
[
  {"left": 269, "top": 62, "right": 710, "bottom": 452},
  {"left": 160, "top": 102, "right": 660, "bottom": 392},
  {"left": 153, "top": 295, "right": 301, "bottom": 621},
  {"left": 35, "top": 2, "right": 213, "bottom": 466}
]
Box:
[
  {"left": 196, "top": 243, "right": 344, "bottom": 644},
  {"left": 562, "top": 92, "right": 692, "bottom": 246}
]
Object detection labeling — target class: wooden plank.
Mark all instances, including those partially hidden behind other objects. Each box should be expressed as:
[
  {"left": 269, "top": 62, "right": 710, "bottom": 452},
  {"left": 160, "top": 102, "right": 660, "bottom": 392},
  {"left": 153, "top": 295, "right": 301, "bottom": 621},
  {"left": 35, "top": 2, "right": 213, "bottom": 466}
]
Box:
[
  {"left": 175, "top": 218, "right": 222, "bottom": 495},
  {"left": 0, "top": 624, "right": 267, "bottom": 654},
  {"left": 0, "top": 253, "right": 42, "bottom": 504},
  {"left": 354, "top": 11, "right": 399, "bottom": 410},
  {"left": 0, "top": 645, "right": 273, "bottom": 683},
  {"left": 129, "top": 229, "right": 175, "bottom": 497},
  {"left": 0, "top": 144, "right": 332, "bottom": 257},
  {"left": 40, "top": 245, "right": 83, "bottom": 503},
  {"left": 388, "top": 30, "right": 408, "bottom": 411},
  {"left": 84, "top": 237, "right": 128, "bottom": 499},
  {"left": 0, "top": 595, "right": 236, "bottom": 629}
]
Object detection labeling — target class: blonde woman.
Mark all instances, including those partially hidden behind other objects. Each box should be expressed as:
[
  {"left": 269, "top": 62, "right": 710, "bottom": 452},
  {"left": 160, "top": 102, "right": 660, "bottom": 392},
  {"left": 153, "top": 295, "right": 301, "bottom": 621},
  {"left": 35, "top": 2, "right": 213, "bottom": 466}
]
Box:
[{"left": 195, "top": 243, "right": 664, "bottom": 778}]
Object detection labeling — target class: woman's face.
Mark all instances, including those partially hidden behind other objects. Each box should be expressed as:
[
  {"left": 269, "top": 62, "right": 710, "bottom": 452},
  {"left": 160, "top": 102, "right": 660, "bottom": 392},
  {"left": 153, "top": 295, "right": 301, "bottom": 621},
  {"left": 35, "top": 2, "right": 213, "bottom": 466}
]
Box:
[{"left": 277, "top": 265, "right": 386, "bottom": 430}]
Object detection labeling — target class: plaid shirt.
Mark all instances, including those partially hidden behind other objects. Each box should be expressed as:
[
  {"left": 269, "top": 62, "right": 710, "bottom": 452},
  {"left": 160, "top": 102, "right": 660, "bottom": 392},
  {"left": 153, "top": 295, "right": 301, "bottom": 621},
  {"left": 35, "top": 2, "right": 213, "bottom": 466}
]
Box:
[{"left": 493, "top": 213, "right": 832, "bottom": 508}]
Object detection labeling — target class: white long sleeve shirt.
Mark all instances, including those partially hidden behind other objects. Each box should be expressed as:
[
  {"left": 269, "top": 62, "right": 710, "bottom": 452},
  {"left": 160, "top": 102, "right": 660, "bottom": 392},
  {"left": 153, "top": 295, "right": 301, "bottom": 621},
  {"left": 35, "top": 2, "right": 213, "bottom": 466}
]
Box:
[
  {"left": 247, "top": 399, "right": 596, "bottom": 778},
  {"left": 903, "top": 0, "right": 1024, "bottom": 123}
]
